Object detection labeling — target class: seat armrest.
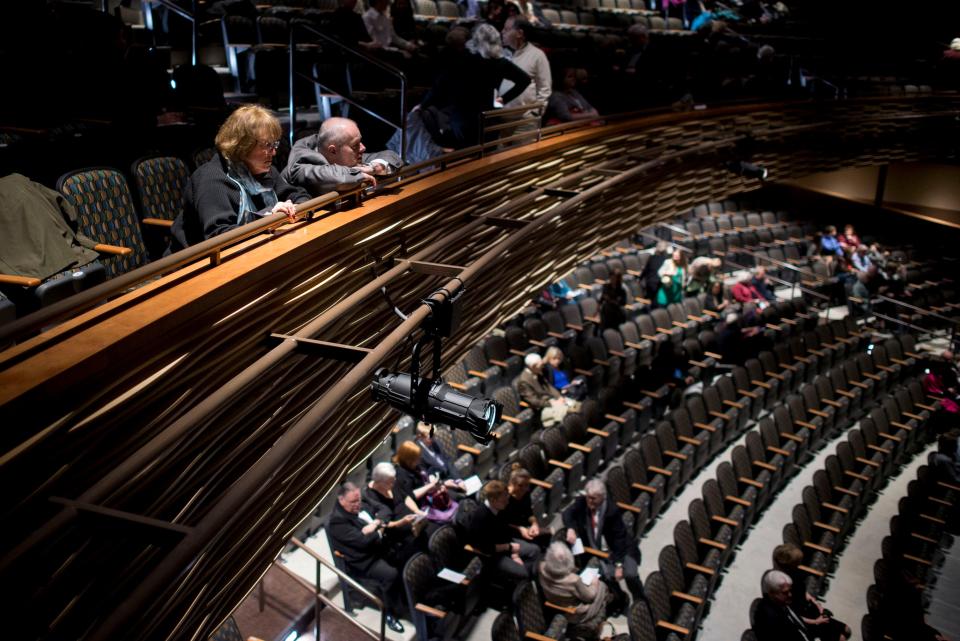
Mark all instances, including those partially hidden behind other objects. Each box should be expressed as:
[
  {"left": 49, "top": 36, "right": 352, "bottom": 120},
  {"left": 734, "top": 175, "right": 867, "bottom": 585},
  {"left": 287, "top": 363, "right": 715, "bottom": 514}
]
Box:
[
  {"left": 529, "top": 478, "right": 554, "bottom": 489},
  {"left": 587, "top": 427, "right": 610, "bottom": 438},
  {"left": 0, "top": 274, "right": 42, "bottom": 287},
  {"left": 94, "top": 243, "right": 132, "bottom": 256},
  {"left": 632, "top": 483, "right": 657, "bottom": 494},
  {"left": 416, "top": 603, "right": 447, "bottom": 618}
]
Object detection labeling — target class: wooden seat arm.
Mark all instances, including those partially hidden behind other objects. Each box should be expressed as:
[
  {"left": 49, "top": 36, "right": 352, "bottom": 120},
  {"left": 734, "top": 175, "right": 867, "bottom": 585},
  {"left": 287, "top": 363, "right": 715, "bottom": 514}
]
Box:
[
  {"left": 690, "top": 359, "right": 710, "bottom": 368},
  {"left": 709, "top": 410, "right": 733, "bottom": 421},
  {"left": 605, "top": 413, "right": 627, "bottom": 424},
  {"left": 822, "top": 399, "right": 843, "bottom": 408},
  {"left": 641, "top": 333, "right": 660, "bottom": 341},
  {"left": 711, "top": 515, "right": 739, "bottom": 527},
  {"left": 566, "top": 323, "right": 583, "bottom": 331},
  {"left": 677, "top": 435, "right": 702, "bottom": 447},
  {"left": 624, "top": 340, "right": 647, "bottom": 350},
  {"left": 466, "top": 369, "right": 489, "bottom": 379},
  {"left": 525, "top": 632, "right": 559, "bottom": 641},
  {"left": 510, "top": 349, "right": 528, "bottom": 357},
  {"left": 780, "top": 362, "right": 798, "bottom": 371},
  {"left": 704, "top": 350, "right": 723, "bottom": 360},
  {"left": 836, "top": 389, "right": 856, "bottom": 399},
  {"left": 574, "top": 368, "right": 595, "bottom": 377},
  {"left": 867, "top": 444, "right": 891, "bottom": 455},
  {"left": 822, "top": 501, "right": 848, "bottom": 514},
  {"left": 876, "top": 364, "right": 895, "bottom": 373},
  {"left": 808, "top": 408, "right": 830, "bottom": 418},
  {"left": 902, "top": 411, "right": 924, "bottom": 421},
  {"left": 855, "top": 456, "right": 881, "bottom": 468},
  {"left": 0, "top": 274, "right": 42, "bottom": 287},
  {"left": 623, "top": 401, "right": 647, "bottom": 412},
  {"left": 890, "top": 420, "right": 913, "bottom": 431},
  {"left": 416, "top": 603, "right": 447, "bottom": 618},
  {"left": 656, "top": 621, "right": 690, "bottom": 636},
  {"left": 937, "top": 480, "right": 960, "bottom": 492},
  {"left": 593, "top": 358, "right": 610, "bottom": 366},
  {"left": 656, "top": 327, "right": 674, "bottom": 335},
  {"left": 529, "top": 478, "right": 554, "bottom": 490},
  {"left": 780, "top": 432, "right": 803, "bottom": 443},
  {"left": 903, "top": 553, "right": 933, "bottom": 566},
  {"left": 616, "top": 501, "right": 643, "bottom": 514},
  {"left": 739, "top": 476, "right": 764, "bottom": 488},
  {"left": 767, "top": 445, "right": 790, "bottom": 457},
  {"left": 798, "top": 564, "right": 825, "bottom": 577},
  {"left": 753, "top": 459, "right": 777, "bottom": 471},
  {"left": 684, "top": 562, "right": 715, "bottom": 576},
  {"left": 489, "top": 358, "right": 509, "bottom": 368},
  {"left": 545, "top": 601, "right": 578, "bottom": 615},
  {"left": 94, "top": 243, "right": 132, "bottom": 256},
  {"left": 848, "top": 380, "right": 869, "bottom": 389},
  {"left": 569, "top": 443, "right": 592, "bottom": 453},
  {"left": 803, "top": 541, "right": 832, "bottom": 554},
  {"left": 502, "top": 415, "right": 522, "bottom": 425},
  {"left": 587, "top": 427, "right": 610, "bottom": 438},
  {"left": 632, "top": 483, "right": 657, "bottom": 494},
  {"left": 671, "top": 590, "right": 704, "bottom": 605},
  {"left": 863, "top": 372, "right": 882, "bottom": 381},
  {"left": 608, "top": 349, "right": 626, "bottom": 357},
  {"left": 583, "top": 546, "right": 609, "bottom": 559},
  {"left": 664, "top": 450, "right": 688, "bottom": 461},
  {"left": 142, "top": 217, "right": 175, "bottom": 228},
  {"left": 447, "top": 381, "right": 468, "bottom": 391},
  {"left": 694, "top": 421, "right": 717, "bottom": 432},
  {"left": 699, "top": 537, "right": 727, "bottom": 550},
  {"left": 548, "top": 459, "right": 573, "bottom": 471},
  {"left": 844, "top": 470, "right": 870, "bottom": 482},
  {"left": 813, "top": 520, "right": 841, "bottom": 533},
  {"left": 722, "top": 399, "right": 745, "bottom": 409},
  {"left": 648, "top": 465, "right": 673, "bottom": 477},
  {"left": 529, "top": 339, "right": 547, "bottom": 347},
  {"left": 890, "top": 357, "right": 910, "bottom": 366},
  {"left": 766, "top": 371, "right": 786, "bottom": 381},
  {"left": 457, "top": 444, "right": 481, "bottom": 455},
  {"left": 834, "top": 485, "right": 859, "bottom": 497},
  {"left": 915, "top": 402, "right": 937, "bottom": 411},
  {"left": 725, "top": 494, "right": 752, "bottom": 507},
  {"left": 737, "top": 389, "right": 759, "bottom": 399},
  {"left": 547, "top": 331, "right": 567, "bottom": 339},
  {"left": 795, "top": 420, "right": 817, "bottom": 430}
]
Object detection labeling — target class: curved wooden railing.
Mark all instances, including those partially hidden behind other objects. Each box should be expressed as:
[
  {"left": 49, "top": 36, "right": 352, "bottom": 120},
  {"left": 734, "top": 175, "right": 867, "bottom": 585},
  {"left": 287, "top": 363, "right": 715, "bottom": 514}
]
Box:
[{"left": 1, "top": 95, "right": 958, "bottom": 641}]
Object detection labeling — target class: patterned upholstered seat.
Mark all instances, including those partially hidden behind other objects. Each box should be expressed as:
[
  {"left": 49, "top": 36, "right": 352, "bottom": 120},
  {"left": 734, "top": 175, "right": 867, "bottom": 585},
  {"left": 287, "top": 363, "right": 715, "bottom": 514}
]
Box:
[
  {"left": 131, "top": 156, "right": 189, "bottom": 224},
  {"left": 57, "top": 169, "right": 149, "bottom": 279},
  {"left": 403, "top": 552, "right": 464, "bottom": 641}
]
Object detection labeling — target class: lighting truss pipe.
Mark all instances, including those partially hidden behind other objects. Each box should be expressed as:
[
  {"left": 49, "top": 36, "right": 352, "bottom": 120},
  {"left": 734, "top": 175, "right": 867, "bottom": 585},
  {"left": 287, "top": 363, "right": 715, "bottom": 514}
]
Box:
[
  {"left": 88, "top": 140, "right": 710, "bottom": 641},
  {"left": 0, "top": 187, "right": 548, "bottom": 574}
]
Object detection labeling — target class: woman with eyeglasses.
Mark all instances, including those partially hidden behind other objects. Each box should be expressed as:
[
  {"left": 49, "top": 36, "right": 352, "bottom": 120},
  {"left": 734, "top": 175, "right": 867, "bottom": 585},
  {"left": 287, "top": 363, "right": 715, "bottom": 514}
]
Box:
[{"left": 170, "top": 104, "right": 311, "bottom": 250}]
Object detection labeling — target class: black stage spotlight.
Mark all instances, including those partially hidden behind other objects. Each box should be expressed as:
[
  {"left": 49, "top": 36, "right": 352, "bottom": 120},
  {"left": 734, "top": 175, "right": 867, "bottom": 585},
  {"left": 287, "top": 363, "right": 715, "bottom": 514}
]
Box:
[
  {"left": 371, "top": 368, "right": 502, "bottom": 444},
  {"left": 726, "top": 160, "right": 768, "bottom": 180}
]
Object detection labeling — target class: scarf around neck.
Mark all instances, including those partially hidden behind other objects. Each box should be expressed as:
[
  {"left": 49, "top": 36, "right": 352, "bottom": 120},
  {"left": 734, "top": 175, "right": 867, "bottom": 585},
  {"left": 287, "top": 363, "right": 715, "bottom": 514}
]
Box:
[{"left": 227, "top": 160, "right": 278, "bottom": 225}]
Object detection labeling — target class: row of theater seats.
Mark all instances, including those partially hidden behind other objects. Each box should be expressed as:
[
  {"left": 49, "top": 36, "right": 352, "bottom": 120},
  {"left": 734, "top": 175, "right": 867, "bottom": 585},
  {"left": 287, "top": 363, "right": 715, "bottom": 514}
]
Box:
[
  {"left": 650, "top": 198, "right": 957, "bottom": 325},
  {"left": 621, "top": 332, "right": 925, "bottom": 639},
  {"left": 862, "top": 458, "right": 958, "bottom": 641},
  {"left": 0, "top": 153, "right": 216, "bottom": 322}
]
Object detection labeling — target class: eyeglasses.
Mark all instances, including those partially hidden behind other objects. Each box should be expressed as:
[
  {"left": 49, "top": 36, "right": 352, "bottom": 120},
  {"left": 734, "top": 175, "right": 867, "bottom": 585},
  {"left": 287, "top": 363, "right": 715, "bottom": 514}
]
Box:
[{"left": 258, "top": 139, "right": 281, "bottom": 151}]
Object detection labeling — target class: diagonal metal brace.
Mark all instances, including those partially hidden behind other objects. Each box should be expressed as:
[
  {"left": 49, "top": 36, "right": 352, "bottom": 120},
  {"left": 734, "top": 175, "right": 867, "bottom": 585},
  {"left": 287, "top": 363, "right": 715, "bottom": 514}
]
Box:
[
  {"left": 269, "top": 334, "right": 373, "bottom": 362},
  {"left": 404, "top": 260, "right": 466, "bottom": 277},
  {"left": 544, "top": 187, "right": 581, "bottom": 198},
  {"left": 478, "top": 215, "right": 530, "bottom": 229},
  {"left": 50, "top": 497, "right": 194, "bottom": 545}
]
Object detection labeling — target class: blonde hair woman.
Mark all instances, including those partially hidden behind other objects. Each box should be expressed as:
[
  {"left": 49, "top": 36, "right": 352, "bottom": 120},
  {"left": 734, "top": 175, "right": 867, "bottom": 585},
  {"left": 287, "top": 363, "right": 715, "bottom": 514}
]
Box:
[{"left": 170, "top": 104, "right": 311, "bottom": 250}]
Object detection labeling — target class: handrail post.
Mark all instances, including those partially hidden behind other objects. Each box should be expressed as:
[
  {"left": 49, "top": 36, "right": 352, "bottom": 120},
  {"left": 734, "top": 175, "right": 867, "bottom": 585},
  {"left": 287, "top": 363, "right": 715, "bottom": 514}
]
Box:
[
  {"left": 399, "top": 76, "right": 407, "bottom": 166},
  {"left": 289, "top": 22, "right": 296, "bottom": 147},
  {"left": 191, "top": 0, "right": 198, "bottom": 65}
]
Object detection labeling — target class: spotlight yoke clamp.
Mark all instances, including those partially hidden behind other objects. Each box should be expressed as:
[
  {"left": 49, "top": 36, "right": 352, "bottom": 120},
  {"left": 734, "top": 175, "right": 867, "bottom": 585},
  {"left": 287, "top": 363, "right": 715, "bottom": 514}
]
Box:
[{"left": 371, "top": 279, "right": 503, "bottom": 444}]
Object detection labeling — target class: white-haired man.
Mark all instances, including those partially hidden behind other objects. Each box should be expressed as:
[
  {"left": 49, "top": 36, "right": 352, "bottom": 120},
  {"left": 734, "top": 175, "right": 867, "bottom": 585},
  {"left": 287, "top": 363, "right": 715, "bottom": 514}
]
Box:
[
  {"left": 516, "top": 352, "right": 573, "bottom": 426},
  {"left": 282, "top": 117, "right": 402, "bottom": 196},
  {"left": 754, "top": 569, "right": 811, "bottom": 641}
]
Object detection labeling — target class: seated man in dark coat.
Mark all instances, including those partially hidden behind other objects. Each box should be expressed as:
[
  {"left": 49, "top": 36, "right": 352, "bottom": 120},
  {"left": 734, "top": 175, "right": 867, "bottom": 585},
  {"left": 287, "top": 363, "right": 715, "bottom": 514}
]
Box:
[
  {"left": 562, "top": 479, "right": 644, "bottom": 601},
  {"left": 282, "top": 117, "right": 402, "bottom": 196},
  {"left": 753, "top": 569, "right": 812, "bottom": 641},
  {"left": 457, "top": 480, "right": 539, "bottom": 581},
  {"left": 325, "top": 482, "right": 407, "bottom": 633}
]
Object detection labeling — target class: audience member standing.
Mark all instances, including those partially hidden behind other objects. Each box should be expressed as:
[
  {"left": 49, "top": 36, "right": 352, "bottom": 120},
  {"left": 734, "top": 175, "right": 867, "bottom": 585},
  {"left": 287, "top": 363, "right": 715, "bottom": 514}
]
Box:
[
  {"left": 600, "top": 269, "right": 628, "bottom": 330},
  {"left": 656, "top": 248, "right": 688, "bottom": 306},
  {"left": 500, "top": 17, "right": 551, "bottom": 133},
  {"left": 641, "top": 241, "right": 670, "bottom": 301}
]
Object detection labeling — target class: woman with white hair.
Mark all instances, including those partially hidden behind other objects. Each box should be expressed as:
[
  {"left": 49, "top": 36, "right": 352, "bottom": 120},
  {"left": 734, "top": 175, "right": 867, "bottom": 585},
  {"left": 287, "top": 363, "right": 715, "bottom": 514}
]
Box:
[
  {"left": 417, "top": 23, "right": 530, "bottom": 150},
  {"left": 362, "top": 462, "right": 423, "bottom": 565},
  {"left": 538, "top": 541, "right": 610, "bottom": 640}
]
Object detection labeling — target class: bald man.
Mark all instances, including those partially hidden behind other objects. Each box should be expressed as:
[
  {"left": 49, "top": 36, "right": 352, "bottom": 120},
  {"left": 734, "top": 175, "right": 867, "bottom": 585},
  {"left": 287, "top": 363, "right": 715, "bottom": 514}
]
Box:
[{"left": 282, "top": 117, "right": 402, "bottom": 196}]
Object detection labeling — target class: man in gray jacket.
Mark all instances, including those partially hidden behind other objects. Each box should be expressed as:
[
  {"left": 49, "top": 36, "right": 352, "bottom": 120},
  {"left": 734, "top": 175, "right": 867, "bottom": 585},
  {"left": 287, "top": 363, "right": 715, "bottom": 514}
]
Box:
[{"left": 282, "top": 117, "right": 402, "bottom": 196}]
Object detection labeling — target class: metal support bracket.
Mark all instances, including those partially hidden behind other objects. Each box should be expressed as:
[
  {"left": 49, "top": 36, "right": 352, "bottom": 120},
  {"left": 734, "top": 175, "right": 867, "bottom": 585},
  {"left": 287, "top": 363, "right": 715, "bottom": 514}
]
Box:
[
  {"left": 50, "top": 497, "right": 194, "bottom": 545},
  {"left": 269, "top": 335, "right": 373, "bottom": 362},
  {"left": 404, "top": 260, "right": 466, "bottom": 277},
  {"left": 544, "top": 187, "right": 582, "bottom": 199}
]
